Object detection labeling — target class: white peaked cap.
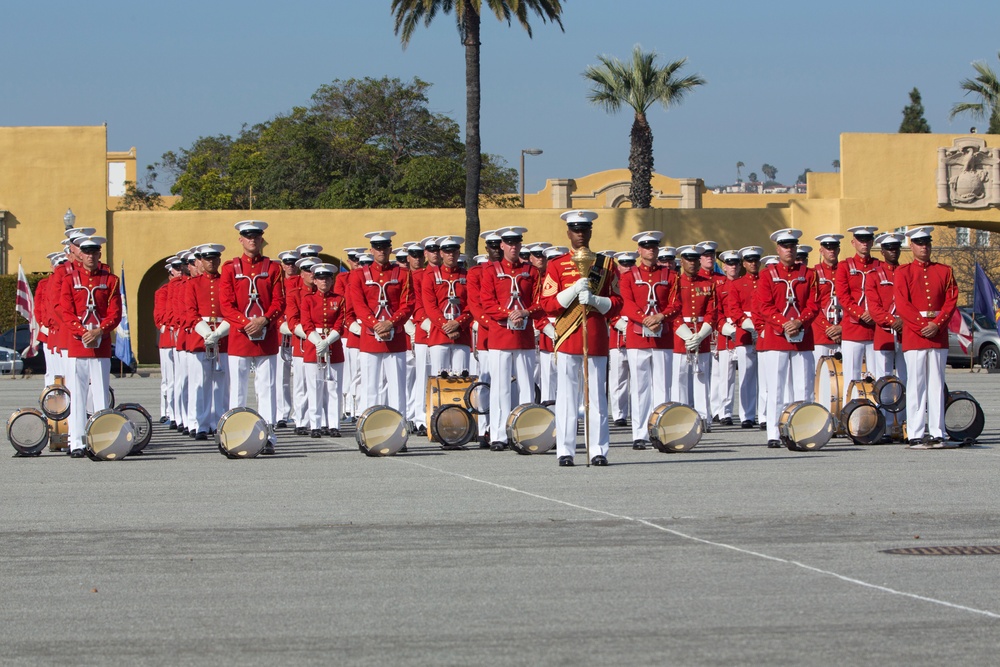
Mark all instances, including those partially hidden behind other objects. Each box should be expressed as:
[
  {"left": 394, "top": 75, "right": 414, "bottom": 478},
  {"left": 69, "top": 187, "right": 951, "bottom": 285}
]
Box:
[
  {"left": 64, "top": 227, "right": 97, "bottom": 239},
  {"left": 295, "top": 244, "right": 323, "bottom": 256},
  {"left": 234, "top": 220, "right": 268, "bottom": 233},
  {"left": 739, "top": 246, "right": 764, "bottom": 259},
  {"left": 769, "top": 228, "right": 803, "bottom": 243},
  {"left": 632, "top": 230, "right": 664, "bottom": 244},
  {"left": 815, "top": 233, "right": 844, "bottom": 244},
  {"left": 364, "top": 230, "right": 396, "bottom": 243},
  {"left": 559, "top": 210, "right": 599, "bottom": 225}
]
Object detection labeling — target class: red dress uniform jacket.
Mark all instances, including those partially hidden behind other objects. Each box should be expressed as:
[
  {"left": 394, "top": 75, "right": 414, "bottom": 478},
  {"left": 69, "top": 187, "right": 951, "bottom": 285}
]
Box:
[
  {"left": 466, "top": 264, "right": 490, "bottom": 352},
  {"left": 480, "top": 259, "right": 542, "bottom": 351},
  {"left": 300, "top": 289, "right": 347, "bottom": 364},
  {"left": 47, "top": 261, "right": 76, "bottom": 353},
  {"left": 835, "top": 255, "right": 881, "bottom": 342},
  {"left": 59, "top": 263, "right": 122, "bottom": 358},
  {"left": 411, "top": 267, "right": 430, "bottom": 346},
  {"left": 866, "top": 263, "right": 902, "bottom": 352},
  {"left": 220, "top": 255, "right": 286, "bottom": 357},
  {"left": 539, "top": 253, "right": 622, "bottom": 356},
  {"left": 334, "top": 269, "right": 360, "bottom": 350},
  {"left": 154, "top": 282, "right": 174, "bottom": 348},
  {"left": 672, "top": 273, "right": 717, "bottom": 354},
  {"left": 34, "top": 277, "right": 49, "bottom": 345},
  {"left": 422, "top": 265, "right": 473, "bottom": 347},
  {"left": 727, "top": 272, "right": 759, "bottom": 347},
  {"left": 811, "top": 262, "right": 840, "bottom": 345},
  {"left": 715, "top": 276, "right": 739, "bottom": 352},
  {"left": 893, "top": 259, "right": 958, "bottom": 351},
  {"left": 619, "top": 264, "right": 678, "bottom": 350},
  {"left": 753, "top": 263, "right": 820, "bottom": 352},
  {"left": 182, "top": 272, "right": 229, "bottom": 354},
  {"left": 347, "top": 261, "right": 414, "bottom": 354},
  {"left": 283, "top": 275, "right": 306, "bottom": 359},
  {"left": 167, "top": 276, "right": 190, "bottom": 352}
]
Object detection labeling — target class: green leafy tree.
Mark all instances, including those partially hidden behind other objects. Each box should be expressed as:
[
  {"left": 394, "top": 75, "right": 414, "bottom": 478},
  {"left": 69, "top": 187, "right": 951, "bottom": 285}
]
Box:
[
  {"left": 831, "top": 159, "right": 840, "bottom": 172},
  {"left": 761, "top": 163, "right": 778, "bottom": 182},
  {"left": 392, "top": 0, "right": 565, "bottom": 254},
  {"left": 116, "top": 165, "right": 164, "bottom": 210},
  {"left": 584, "top": 45, "right": 705, "bottom": 208},
  {"left": 950, "top": 53, "right": 1000, "bottom": 134},
  {"left": 748, "top": 171, "right": 758, "bottom": 183},
  {"left": 899, "top": 87, "right": 931, "bottom": 133},
  {"left": 796, "top": 168, "right": 812, "bottom": 185},
  {"left": 736, "top": 160, "right": 744, "bottom": 182}
]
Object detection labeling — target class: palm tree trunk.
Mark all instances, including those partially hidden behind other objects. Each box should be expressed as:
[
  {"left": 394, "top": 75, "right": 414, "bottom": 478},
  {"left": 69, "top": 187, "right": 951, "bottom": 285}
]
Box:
[
  {"left": 629, "top": 112, "right": 654, "bottom": 208},
  {"left": 463, "top": 2, "right": 482, "bottom": 255}
]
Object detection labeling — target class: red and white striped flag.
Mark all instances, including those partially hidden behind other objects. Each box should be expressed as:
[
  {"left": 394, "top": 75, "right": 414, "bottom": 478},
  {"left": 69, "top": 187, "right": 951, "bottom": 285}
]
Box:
[
  {"left": 948, "top": 309, "right": 972, "bottom": 354},
  {"left": 15, "top": 262, "right": 38, "bottom": 358}
]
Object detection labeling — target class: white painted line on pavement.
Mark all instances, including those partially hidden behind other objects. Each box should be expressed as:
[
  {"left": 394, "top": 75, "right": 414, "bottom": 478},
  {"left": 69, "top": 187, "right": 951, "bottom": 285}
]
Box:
[{"left": 394, "top": 457, "right": 1000, "bottom": 620}]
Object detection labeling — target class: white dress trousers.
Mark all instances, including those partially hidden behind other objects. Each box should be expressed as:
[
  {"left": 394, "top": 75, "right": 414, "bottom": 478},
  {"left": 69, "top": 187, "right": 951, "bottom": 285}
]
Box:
[
  {"left": 627, "top": 347, "right": 670, "bottom": 441},
  {"left": 67, "top": 357, "right": 110, "bottom": 451},
  {"left": 903, "top": 348, "right": 947, "bottom": 440},
  {"left": 173, "top": 350, "right": 189, "bottom": 428},
  {"left": 429, "top": 344, "right": 470, "bottom": 376},
  {"left": 841, "top": 339, "right": 874, "bottom": 405},
  {"left": 489, "top": 348, "right": 536, "bottom": 443},
  {"left": 359, "top": 351, "right": 406, "bottom": 415},
  {"left": 475, "top": 349, "right": 491, "bottom": 437},
  {"left": 713, "top": 348, "right": 738, "bottom": 420},
  {"left": 158, "top": 348, "right": 173, "bottom": 420},
  {"left": 555, "top": 353, "right": 609, "bottom": 460},
  {"left": 608, "top": 347, "right": 630, "bottom": 421},
  {"left": 343, "top": 346, "right": 361, "bottom": 417},
  {"left": 189, "top": 350, "right": 229, "bottom": 433},
  {"left": 672, "top": 352, "right": 711, "bottom": 421},
  {"left": 228, "top": 354, "right": 278, "bottom": 434},
  {"left": 761, "top": 350, "right": 814, "bottom": 442},
  {"left": 306, "top": 361, "right": 344, "bottom": 430},
  {"left": 275, "top": 353, "right": 292, "bottom": 422},
  {"left": 538, "top": 351, "right": 557, "bottom": 403},
  {"left": 734, "top": 345, "right": 758, "bottom": 423},
  {"left": 411, "top": 343, "right": 430, "bottom": 428}
]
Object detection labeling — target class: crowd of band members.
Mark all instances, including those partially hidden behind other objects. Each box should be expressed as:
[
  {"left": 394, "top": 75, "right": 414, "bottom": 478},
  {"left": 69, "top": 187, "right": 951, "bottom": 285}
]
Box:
[{"left": 28, "top": 210, "right": 959, "bottom": 463}]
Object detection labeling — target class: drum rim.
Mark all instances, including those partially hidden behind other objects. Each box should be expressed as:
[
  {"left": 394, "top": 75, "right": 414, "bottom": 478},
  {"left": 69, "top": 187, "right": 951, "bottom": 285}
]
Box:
[
  {"left": 355, "top": 405, "right": 407, "bottom": 454},
  {"left": 873, "top": 376, "right": 906, "bottom": 413},
  {"left": 39, "top": 384, "right": 72, "bottom": 420},
  {"left": 841, "top": 398, "right": 885, "bottom": 445},
  {"left": 116, "top": 402, "right": 153, "bottom": 451},
  {"left": 430, "top": 404, "right": 475, "bottom": 448},
  {"left": 215, "top": 407, "right": 268, "bottom": 456},
  {"left": 463, "top": 381, "right": 490, "bottom": 415},
  {"left": 506, "top": 403, "right": 555, "bottom": 454},
  {"left": 647, "top": 401, "right": 702, "bottom": 452},
  {"left": 85, "top": 408, "right": 136, "bottom": 459},
  {"left": 7, "top": 408, "right": 49, "bottom": 454},
  {"left": 944, "top": 391, "right": 985, "bottom": 442},
  {"left": 779, "top": 401, "right": 833, "bottom": 451}
]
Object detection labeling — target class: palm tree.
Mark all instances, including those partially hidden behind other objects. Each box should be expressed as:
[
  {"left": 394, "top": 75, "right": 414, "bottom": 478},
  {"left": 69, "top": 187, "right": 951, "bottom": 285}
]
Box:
[
  {"left": 950, "top": 53, "right": 1000, "bottom": 134},
  {"left": 392, "top": 0, "right": 565, "bottom": 254},
  {"left": 736, "top": 161, "right": 744, "bottom": 182},
  {"left": 831, "top": 159, "right": 840, "bottom": 172},
  {"left": 584, "top": 45, "right": 705, "bottom": 208}
]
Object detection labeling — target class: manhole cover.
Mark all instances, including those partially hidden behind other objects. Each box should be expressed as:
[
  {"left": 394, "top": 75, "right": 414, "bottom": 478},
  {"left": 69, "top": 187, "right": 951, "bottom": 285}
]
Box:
[{"left": 882, "top": 545, "right": 1000, "bottom": 556}]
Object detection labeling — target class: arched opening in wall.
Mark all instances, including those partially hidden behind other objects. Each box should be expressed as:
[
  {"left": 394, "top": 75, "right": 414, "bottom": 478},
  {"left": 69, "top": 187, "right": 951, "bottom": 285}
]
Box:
[
  {"left": 136, "top": 257, "right": 173, "bottom": 364},
  {"left": 610, "top": 195, "right": 633, "bottom": 208}
]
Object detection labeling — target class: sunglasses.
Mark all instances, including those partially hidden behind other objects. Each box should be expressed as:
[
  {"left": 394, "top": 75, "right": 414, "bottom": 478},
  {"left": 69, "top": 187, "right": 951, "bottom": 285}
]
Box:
[
  {"left": 519, "top": 250, "right": 531, "bottom": 257},
  {"left": 441, "top": 245, "right": 460, "bottom": 252},
  {"left": 531, "top": 250, "right": 544, "bottom": 258},
  {"left": 567, "top": 225, "right": 592, "bottom": 232},
  {"left": 743, "top": 256, "right": 761, "bottom": 262},
  {"left": 776, "top": 241, "right": 798, "bottom": 249},
  {"left": 240, "top": 231, "right": 263, "bottom": 239},
  {"left": 910, "top": 238, "right": 931, "bottom": 246},
  {"left": 281, "top": 259, "right": 297, "bottom": 265},
  {"left": 638, "top": 241, "right": 659, "bottom": 249},
  {"left": 485, "top": 241, "right": 502, "bottom": 249},
  {"left": 820, "top": 243, "right": 841, "bottom": 249},
  {"left": 881, "top": 243, "right": 902, "bottom": 250},
  {"left": 424, "top": 245, "right": 441, "bottom": 252},
  {"left": 80, "top": 247, "right": 101, "bottom": 254},
  {"left": 371, "top": 242, "right": 392, "bottom": 250},
  {"left": 854, "top": 235, "right": 874, "bottom": 243},
  {"left": 314, "top": 273, "right": 335, "bottom": 279},
  {"left": 724, "top": 259, "right": 740, "bottom": 266},
  {"left": 202, "top": 253, "right": 221, "bottom": 259},
  {"left": 408, "top": 250, "right": 423, "bottom": 257}
]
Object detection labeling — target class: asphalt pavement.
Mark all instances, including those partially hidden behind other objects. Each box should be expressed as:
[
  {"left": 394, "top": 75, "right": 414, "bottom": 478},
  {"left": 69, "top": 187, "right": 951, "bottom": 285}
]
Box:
[{"left": 1, "top": 368, "right": 998, "bottom": 666}]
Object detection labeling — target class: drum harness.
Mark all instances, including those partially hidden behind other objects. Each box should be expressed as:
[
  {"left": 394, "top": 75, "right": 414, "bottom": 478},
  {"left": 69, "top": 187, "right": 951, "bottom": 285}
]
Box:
[
  {"left": 315, "top": 293, "right": 341, "bottom": 382},
  {"left": 846, "top": 257, "right": 878, "bottom": 323},
  {"left": 432, "top": 265, "right": 467, "bottom": 322},
  {"left": 363, "top": 265, "right": 401, "bottom": 340},
  {"left": 71, "top": 266, "right": 110, "bottom": 345},
  {"left": 818, "top": 264, "right": 842, "bottom": 325},
  {"left": 233, "top": 257, "right": 272, "bottom": 346},
  {"left": 768, "top": 264, "right": 808, "bottom": 343},
  {"left": 630, "top": 266, "right": 671, "bottom": 338},
  {"left": 493, "top": 261, "right": 531, "bottom": 329}
]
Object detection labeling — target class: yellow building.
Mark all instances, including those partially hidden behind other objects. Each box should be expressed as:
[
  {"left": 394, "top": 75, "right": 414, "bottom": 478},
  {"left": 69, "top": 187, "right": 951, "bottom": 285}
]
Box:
[{"left": 1, "top": 125, "right": 998, "bottom": 363}]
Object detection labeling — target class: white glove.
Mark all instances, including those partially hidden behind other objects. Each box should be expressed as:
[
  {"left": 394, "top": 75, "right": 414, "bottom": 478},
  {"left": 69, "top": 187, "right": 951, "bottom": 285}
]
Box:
[
  {"left": 194, "top": 320, "right": 214, "bottom": 341},
  {"left": 675, "top": 323, "right": 694, "bottom": 341},
  {"left": 204, "top": 332, "right": 219, "bottom": 347},
  {"left": 323, "top": 331, "right": 341, "bottom": 346},
  {"left": 589, "top": 295, "right": 612, "bottom": 314},
  {"left": 404, "top": 320, "right": 416, "bottom": 337},
  {"left": 308, "top": 331, "right": 329, "bottom": 357},
  {"left": 349, "top": 321, "right": 362, "bottom": 336},
  {"left": 421, "top": 318, "right": 431, "bottom": 334},
  {"left": 720, "top": 321, "right": 737, "bottom": 338},
  {"left": 215, "top": 321, "right": 231, "bottom": 338},
  {"left": 159, "top": 325, "right": 165, "bottom": 334},
  {"left": 614, "top": 318, "right": 628, "bottom": 333},
  {"left": 557, "top": 279, "right": 589, "bottom": 309},
  {"left": 294, "top": 323, "right": 307, "bottom": 340},
  {"left": 542, "top": 323, "right": 557, "bottom": 341},
  {"left": 473, "top": 320, "right": 479, "bottom": 333},
  {"left": 741, "top": 318, "right": 755, "bottom": 333},
  {"left": 40, "top": 325, "right": 49, "bottom": 336},
  {"left": 279, "top": 321, "right": 292, "bottom": 336},
  {"left": 685, "top": 323, "right": 712, "bottom": 351}
]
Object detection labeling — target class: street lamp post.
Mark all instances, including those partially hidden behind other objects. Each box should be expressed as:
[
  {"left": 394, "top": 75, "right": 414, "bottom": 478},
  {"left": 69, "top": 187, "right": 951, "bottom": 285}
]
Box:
[
  {"left": 63, "top": 208, "right": 76, "bottom": 231},
  {"left": 520, "top": 149, "right": 543, "bottom": 207}
]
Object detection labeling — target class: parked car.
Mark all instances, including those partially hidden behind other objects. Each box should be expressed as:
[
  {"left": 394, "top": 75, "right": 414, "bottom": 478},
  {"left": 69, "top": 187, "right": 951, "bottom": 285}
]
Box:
[
  {"left": 948, "top": 308, "right": 1000, "bottom": 369},
  {"left": 0, "top": 325, "right": 135, "bottom": 375},
  {"left": 0, "top": 347, "right": 24, "bottom": 375}
]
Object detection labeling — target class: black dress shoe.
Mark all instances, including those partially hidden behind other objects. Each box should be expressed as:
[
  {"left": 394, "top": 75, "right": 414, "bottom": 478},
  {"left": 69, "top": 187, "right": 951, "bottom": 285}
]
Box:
[
  {"left": 712, "top": 415, "right": 720, "bottom": 424},
  {"left": 767, "top": 439, "right": 782, "bottom": 448},
  {"left": 328, "top": 429, "right": 342, "bottom": 438},
  {"left": 310, "top": 429, "right": 322, "bottom": 438},
  {"left": 69, "top": 449, "right": 86, "bottom": 458},
  {"left": 262, "top": 443, "right": 276, "bottom": 455},
  {"left": 181, "top": 427, "right": 190, "bottom": 436},
  {"left": 721, "top": 417, "right": 734, "bottom": 426},
  {"left": 632, "top": 440, "right": 647, "bottom": 450},
  {"left": 276, "top": 420, "right": 288, "bottom": 429},
  {"left": 490, "top": 441, "right": 507, "bottom": 452},
  {"left": 478, "top": 435, "right": 490, "bottom": 449},
  {"left": 759, "top": 422, "right": 767, "bottom": 431},
  {"left": 294, "top": 427, "right": 308, "bottom": 436},
  {"left": 168, "top": 421, "right": 177, "bottom": 430},
  {"left": 195, "top": 431, "right": 208, "bottom": 441},
  {"left": 613, "top": 418, "right": 627, "bottom": 427},
  {"left": 591, "top": 455, "right": 608, "bottom": 466},
  {"left": 558, "top": 455, "right": 574, "bottom": 467},
  {"left": 416, "top": 425, "right": 427, "bottom": 437},
  {"left": 741, "top": 420, "right": 754, "bottom": 429},
  {"left": 880, "top": 434, "right": 894, "bottom": 444},
  {"left": 159, "top": 416, "right": 168, "bottom": 424}
]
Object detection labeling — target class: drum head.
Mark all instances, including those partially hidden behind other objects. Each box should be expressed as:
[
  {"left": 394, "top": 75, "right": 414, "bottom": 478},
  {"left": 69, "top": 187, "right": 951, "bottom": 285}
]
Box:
[
  {"left": 216, "top": 408, "right": 268, "bottom": 458},
  {"left": 7, "top": 408, "right": 49, "bottom": 456},
  {"left": 464, "top": 382, "right": 490, "bottom": 415},
  {"left": 780, "top": 401, "right": 834, "bottom": 451},
  {"left": 85, "top": 409, "right": 136, "bottom": 460},
  {"left": 356, "top": 406, "right": 408, "bottom": 456},
  {"left": 116, "top": 403, "right": 153, "bottom": 454},
  {"left": 506, "top": 404, "right": 556, "bottom": 454},
  {"left": 842, "top": 398, "right": 884, "bottom": 446},
  {"left": 431, "top": 405, "right": 475, "bottom": 449},
  {"left": 40, "top": 384, "right": 71, "bottom": 421},
  {"left": 874, "top": 376, "right": 905, "bottom": 413},
  {"left": 648, "top": 402, "right": 702, "bottom": 452},
  {"left": 945, "top": 392, "right": 985, "bottom": 444}
]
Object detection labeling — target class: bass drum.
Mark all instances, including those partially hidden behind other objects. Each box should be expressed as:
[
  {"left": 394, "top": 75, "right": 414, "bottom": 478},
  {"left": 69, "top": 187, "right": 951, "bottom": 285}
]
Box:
[
  {"left": 216, "top": 407, "right": 268, "bottom": 459},
  {"left": 7, "top": 408, "right": 49, "bottom": 456},
  {"left": 873, "top": 375, "right": 905, "bottom": 413},
  {"left": 841, "top": 398, "right": 885, "bottom": 445},
  {"left": 116, "top": 402, "right": 153, "bottom": 454},
  {"left": 430, "top": 405, "right": 476, "bottom": 449},
  {"left": 356, "top": 405, "right": 408, "bottom": 456},
  {"left": 506, "top": 403, "right": 556, "bottom": 455},
  {"left": 778, "top": 401, "right": 833, "bottom": 451},
  {"left": 814, "top": 356, "right": 843, "bottom": 433},
  {"left": 425, "top": 374, "right": 478, "bottom": 441},
  {"left": 945, "top": 391, "right": 985, "bottom": 444},
  {"left": 648, "top": 402, "right": 703, "bottom": 453},
  {"left": 85, "top": 409, "right": 136, "bottom": 460}
]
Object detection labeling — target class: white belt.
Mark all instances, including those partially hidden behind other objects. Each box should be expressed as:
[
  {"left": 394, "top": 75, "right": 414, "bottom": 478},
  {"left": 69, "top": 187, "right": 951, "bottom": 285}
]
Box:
[
  {"left": 919, "top": 311, "right": 938, "bottom": 318},
  {"left": 682, "top": 317, "right": 704, "bottom": 323},
  {"left": 202, "top": 316, "right": 222, "bottom": 323}
]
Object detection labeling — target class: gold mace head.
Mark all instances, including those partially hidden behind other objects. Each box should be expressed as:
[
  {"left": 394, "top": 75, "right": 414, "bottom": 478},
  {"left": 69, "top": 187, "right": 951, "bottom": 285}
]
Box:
[{"left": 571, "top": 246, "right": 596, "bottom": 279}]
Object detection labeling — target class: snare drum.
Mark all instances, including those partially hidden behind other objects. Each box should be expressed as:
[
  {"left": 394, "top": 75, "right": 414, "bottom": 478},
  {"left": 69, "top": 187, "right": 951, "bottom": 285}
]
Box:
[
  {"left": 356, "top": 405, "right": 408, "bottom": 456},
  {"left": 85, "top": 409, "right": 136, "bottom": 460},
  {"left": 945, "top": 391, "right": 985, "bottom": 444},
  {"left": 778, "top": 401, "right": 833, "bottom": 451},
  {"left": 7, "top": 408, "right": 49, "bottom": 456},
  {"left": 647, "top": 402, "right": 703, "bottom": 452},
  {"left": 216, "top": 407, "right": 269, "bottom": 458},
  {"left": 506, "top": 403, "right": 556, "bottom": 455},
  {"left": 116, "top": 402, "right": 153, "bottom": 454},
  {"left": 814, "top": 356, "right": 843, "bottom": 432},
  {"left": 873, "top": 375, "right": 905, "bottom": 413},
  {"left": 841, "top": 398, "right": 885, "bottom": 445}
]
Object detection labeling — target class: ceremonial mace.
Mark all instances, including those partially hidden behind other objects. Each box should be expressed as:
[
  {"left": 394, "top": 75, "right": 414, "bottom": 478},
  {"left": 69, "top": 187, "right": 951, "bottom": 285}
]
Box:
[{"left": 572, "top": 246, "right": 596, "bottom": 467}]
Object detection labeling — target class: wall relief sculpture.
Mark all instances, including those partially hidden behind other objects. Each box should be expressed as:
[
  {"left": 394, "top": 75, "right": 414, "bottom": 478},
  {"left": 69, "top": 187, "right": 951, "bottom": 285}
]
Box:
[{"left": 937, "top": 137, "right": 1000, "bottom": 209}]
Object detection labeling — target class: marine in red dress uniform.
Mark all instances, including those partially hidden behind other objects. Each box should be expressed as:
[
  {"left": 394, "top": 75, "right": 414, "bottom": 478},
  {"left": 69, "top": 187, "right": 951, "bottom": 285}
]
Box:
[
  {"left": 835, "top": 226, "right": 881, "bottom": 401},
  {"left": 671, "top": 245, "right": 717, "bottom": 424},
  {"left": 726, "top": 246, "right": 764, "bottom": 428},
  {"left": 865, "top": 232, "right": 907, "bottom": 385},
  {"left": 421, "top": 235, "right": 473, "bottom": 375},
  {"left": 301, "top": 263, "right": 347, "bottom": 437},
  {"left": 811, "top": 233, "right": 844, "bottom": 358}
]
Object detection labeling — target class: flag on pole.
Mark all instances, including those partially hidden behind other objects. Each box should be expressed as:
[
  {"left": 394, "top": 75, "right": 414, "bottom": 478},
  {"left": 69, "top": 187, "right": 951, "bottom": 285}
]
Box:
[
  {"left": 948, "top": 309, "right": 972, "bottom": 354},
  {"left": 972, "top": 262, "right": 1000, "bottom": 326},
  {"left": 14, "top": 262, "right": 39, "bottom": 358},
  {"left": 114, "top": 266, "right": 135, "bottom": 369}
]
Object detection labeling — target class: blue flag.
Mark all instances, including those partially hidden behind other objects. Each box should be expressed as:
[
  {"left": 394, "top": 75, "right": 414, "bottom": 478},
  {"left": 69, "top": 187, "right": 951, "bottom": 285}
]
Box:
[
  {"left": 114, "top": 266, "right": 135, "bottom": 369},
  {"left": 973, "top": 262, "right": 1000, "bottom": 326}
]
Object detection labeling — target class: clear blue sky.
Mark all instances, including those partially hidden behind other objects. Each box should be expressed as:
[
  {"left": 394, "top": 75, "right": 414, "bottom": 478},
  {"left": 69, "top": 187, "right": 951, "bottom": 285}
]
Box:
[{"left": 3, "top": 0, "right": 998, "bottom": 193}]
